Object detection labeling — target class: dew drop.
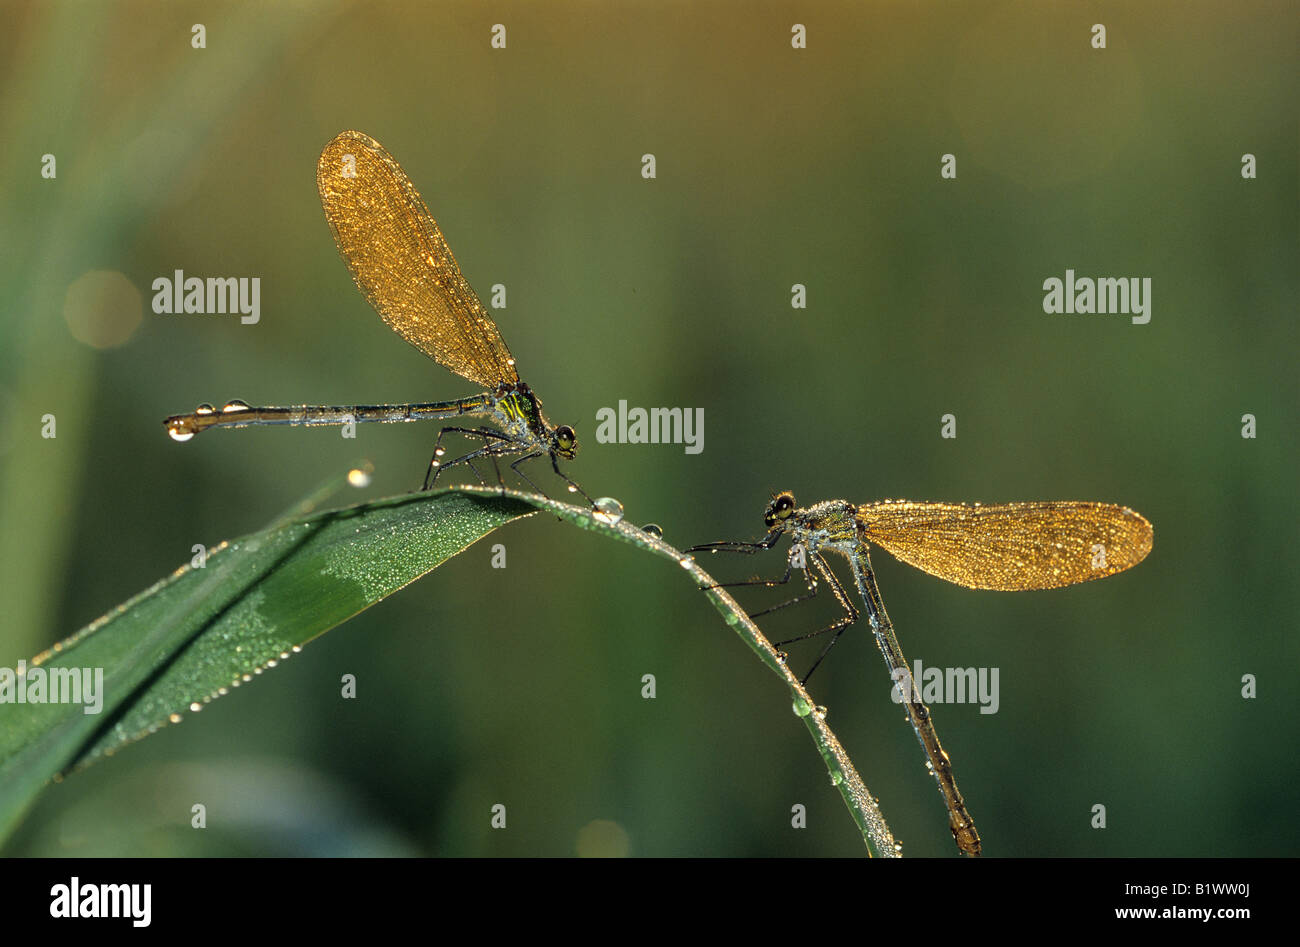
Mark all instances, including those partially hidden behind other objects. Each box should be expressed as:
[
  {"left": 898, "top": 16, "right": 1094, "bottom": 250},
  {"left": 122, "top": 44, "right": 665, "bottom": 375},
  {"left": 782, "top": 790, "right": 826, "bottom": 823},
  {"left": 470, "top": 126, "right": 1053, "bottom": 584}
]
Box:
[
  {"left": 221, "top": 399, "right": 250, "bottom": 413},
  {"left": 166, "top": 420, "right": 195, "bottom": 442},
  {"left": 640, "top": 523, "right": 663, "bottom": 539},
  {"left": 189, "top": 702, "right": 202, "bottom": 712},
  {"left": 195, "top": 403, "right": 216, "bottom": 415},
  {"left": 792, "top": 697, "right": 812, "bottom": 717},
  {"left": 592, "top": 497, "right": 625, "bottom": 525},
  {"left": 347, "top": 468, "right": 372, "bottom": 488},
  {"left": 169, "top": 713, "right": 183, "bottom": 724}
]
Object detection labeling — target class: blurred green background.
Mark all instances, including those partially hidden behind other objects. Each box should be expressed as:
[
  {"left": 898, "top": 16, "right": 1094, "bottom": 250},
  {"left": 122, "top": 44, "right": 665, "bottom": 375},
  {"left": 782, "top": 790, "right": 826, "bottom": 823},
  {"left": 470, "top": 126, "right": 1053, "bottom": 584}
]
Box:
[{"left": 1, "top": 1, "right": 1295, "bottom": 857}]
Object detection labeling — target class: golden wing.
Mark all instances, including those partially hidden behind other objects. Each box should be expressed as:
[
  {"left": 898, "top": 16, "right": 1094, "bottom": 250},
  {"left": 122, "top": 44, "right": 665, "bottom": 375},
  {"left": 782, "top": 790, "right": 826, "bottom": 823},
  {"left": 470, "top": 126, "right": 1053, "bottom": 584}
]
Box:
[
  {"left": 316, "top": 130, "right": 518, "bottom": 389},
  {"left": 857, "top": 500, "right": 1153, "bottom": 591}
]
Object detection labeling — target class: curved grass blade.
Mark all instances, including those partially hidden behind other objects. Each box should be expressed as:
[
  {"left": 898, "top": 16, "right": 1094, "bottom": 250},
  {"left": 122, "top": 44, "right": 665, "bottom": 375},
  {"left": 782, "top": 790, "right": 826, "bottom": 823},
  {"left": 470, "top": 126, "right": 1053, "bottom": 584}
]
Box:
[
  {"left": 1, "top": 484, "right": 894, "bottom": 856},
  {"left": 460, "top": 486, "right": 899, "bottom": 857}
]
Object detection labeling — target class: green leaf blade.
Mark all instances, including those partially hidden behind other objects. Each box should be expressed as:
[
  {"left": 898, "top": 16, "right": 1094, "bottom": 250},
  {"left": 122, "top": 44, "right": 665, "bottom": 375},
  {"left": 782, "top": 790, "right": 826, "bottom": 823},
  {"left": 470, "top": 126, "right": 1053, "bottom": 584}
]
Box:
[{"left": 0, "top": 489, "right": 533, "bottom": 839}]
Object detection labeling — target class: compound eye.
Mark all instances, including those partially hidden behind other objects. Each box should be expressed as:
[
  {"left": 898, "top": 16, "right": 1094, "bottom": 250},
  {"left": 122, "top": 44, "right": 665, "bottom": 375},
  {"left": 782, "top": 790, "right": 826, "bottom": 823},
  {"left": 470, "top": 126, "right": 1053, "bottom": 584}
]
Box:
[
  {"left": 765, "top": 493, "right": 796, "bottom": 528},
  {"left": 555, "top": 425, "right": 576, "bottom": 451}
]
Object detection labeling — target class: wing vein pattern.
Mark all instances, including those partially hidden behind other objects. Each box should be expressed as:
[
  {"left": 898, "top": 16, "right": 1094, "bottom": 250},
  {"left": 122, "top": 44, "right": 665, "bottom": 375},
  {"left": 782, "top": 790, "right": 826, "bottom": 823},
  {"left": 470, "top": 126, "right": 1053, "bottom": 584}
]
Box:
[
  {"left": 857, "top": 500, "right": 1153, "bottom": 590},
  {"left": 316, "top": 130, "right": 518, "bottom": 388}
]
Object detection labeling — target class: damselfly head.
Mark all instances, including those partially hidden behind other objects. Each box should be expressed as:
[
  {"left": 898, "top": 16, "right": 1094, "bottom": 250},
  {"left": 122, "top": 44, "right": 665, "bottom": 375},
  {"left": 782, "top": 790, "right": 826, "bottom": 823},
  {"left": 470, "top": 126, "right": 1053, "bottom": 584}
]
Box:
[
  {"left": 552, "top": 424, "right": 578, "bottom": 459},
  {"left": 763, "top": 491, "right": 797, "bottom": 528}
]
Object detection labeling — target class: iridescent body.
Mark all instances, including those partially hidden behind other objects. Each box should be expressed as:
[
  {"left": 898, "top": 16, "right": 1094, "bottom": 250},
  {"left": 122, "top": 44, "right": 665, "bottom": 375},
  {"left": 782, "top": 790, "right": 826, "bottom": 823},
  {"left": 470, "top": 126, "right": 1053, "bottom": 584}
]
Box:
[
  {"left": 164, "top": 130, "right": 584, "bottom": 498},
  {"left": 692, "top": 493, "right": 1153, "bottom": 857}
]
